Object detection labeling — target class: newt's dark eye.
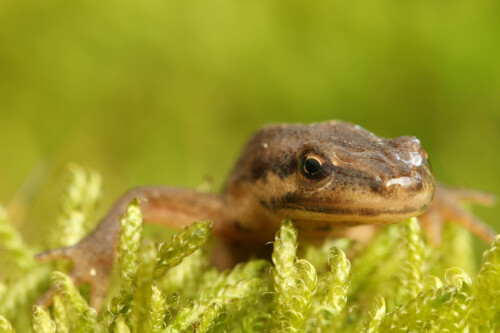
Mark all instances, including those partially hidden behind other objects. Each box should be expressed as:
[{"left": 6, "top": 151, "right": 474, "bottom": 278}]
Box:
[{"left": 299, "top": 155, "right": 329, "bottom": 181}]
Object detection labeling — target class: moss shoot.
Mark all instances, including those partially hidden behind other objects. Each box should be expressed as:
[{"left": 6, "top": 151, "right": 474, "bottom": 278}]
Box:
[{"left": 0, "top": 166, "right": 499, "bottom": 332}]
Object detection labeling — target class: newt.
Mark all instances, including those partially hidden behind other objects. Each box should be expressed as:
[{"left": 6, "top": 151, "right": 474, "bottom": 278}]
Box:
[{"left": 35, "top": 121, "right": 496, "bottom": 310}]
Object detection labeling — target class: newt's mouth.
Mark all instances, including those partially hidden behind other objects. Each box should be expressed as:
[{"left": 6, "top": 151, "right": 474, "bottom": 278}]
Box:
[
  {"left": 268, "top": 173, "right": 435, "bottom": 225},
  {"left": 276, "top": 200, "right": 431, "bottom": 225}
]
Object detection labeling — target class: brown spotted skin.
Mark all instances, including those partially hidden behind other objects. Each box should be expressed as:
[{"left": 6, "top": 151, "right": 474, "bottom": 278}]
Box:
[{"left": 35, "top": 121, "right": 496, "bottom": 311}]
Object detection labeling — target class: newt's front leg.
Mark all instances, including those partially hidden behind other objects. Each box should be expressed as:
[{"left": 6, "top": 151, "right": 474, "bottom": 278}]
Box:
[
  {"left": 35, "top": 186, "right": 229, "bottom": 310},
  {"left": 419, "top": 183, "right": 496, "bottom": 244}
]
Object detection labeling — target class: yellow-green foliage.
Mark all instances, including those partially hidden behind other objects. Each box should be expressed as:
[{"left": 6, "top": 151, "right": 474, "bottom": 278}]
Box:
[
  {"left": 57, "top": 164, "right": 101, "bottom": 248},
  {"left": 471, "top": 235, "right": 500, "bottom": 332},
  {"left": 32, "top": 305, "right": 56, "bottom": 333},
  {"left": 271, "top": 219, "right": 317, "bottom": 332},
  {"left": 0, "top": 167, "right": 499, "bottom": 332},
  {"left": 0, "top": 205, "right": 33, "bottom": 271},
  {"left": 0, "top": 315, "right": 14, "bottom": 333},
  {"left": 51, "top": 271, "right": 98, "bottom": 332}
]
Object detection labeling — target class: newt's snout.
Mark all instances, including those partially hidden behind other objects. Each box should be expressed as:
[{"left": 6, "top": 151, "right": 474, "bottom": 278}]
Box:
[
  {"left": 378, "top": 136, "right": 432, "bottom": 192},
  {"left": 270, "top": 124, "right": 436, "bottom": 225}
]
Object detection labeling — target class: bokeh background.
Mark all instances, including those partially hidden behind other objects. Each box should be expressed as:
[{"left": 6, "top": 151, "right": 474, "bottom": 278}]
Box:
[{"left": 0, "top": 0, "right": 499, "bottom": 248}]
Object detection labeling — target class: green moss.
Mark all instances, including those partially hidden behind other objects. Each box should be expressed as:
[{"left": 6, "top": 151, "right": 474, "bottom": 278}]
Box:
[
  {"left": 149, "top": 284, "right": 168, "bottom": 333},
  {"left": 0, "top": 315, "right": 14, "bottom": 333},
  {"left": 118, "top": 198, "right": 143, "bottom": 286},
  {"left": 105, "top": 199, "right": 143, "bottom": 331},
  {"left": 396, "top": 218, "right": 425, "bottom": 304},
  {"left": 0, "top": 166, "right": 499, "bottom": 332},
  {"left": 155, "top": 220, "right": 213, "bottom": 279},
  {"left": 470, "top": 235, "right": 500, "bottom": 332},
  {"left": 271, "top": 219, "right": 316, "bottom": 332},
  {"left": 32, "top": 306, "right": 56, "bottom": 333},
  {"left": 51, "top": 271, "right": 98, "bottom": 332},
  {"left": 0, "top": 205, "right": 33, "bottom": 271},
  {"left": 57, "top": 163, "right": 101, "bottom": 248},
  {"left": 308, "top": 247, "right": 351, "bottom": 331}
]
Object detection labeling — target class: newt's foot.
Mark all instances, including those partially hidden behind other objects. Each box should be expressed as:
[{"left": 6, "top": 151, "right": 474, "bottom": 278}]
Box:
[
  {"left": 35, "top": 237, "right": 115, "bottom": 311},
  {"left": 419, "top": 184, "right": 497, "bottom": 244}
]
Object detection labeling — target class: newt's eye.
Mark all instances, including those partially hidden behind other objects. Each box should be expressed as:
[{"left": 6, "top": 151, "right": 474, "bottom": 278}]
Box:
[{"left": 299, "top": 155, "right": 329, "bottom": 181}]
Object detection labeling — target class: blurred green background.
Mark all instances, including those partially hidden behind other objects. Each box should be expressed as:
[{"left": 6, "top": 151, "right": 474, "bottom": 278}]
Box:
[{"left": 0, "top": 0, "right": 499, "bottom": 245}]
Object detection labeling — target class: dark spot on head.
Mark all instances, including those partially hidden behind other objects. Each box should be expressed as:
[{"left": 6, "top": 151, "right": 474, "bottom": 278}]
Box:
[
  {"left": 282, "top": 192, "right": 300, "bottom": 204},
  {"left": 234, "top": 220, "right": 252, "bottom": 233},
  {"left": 278, "top": 157, "right": 297, "bottom": 179},
  {"left": 250, "top": 163, "right": 267, "bottom": 181},
  {"left": 267, "top": 192, "right": 301, "bottom": 212},
  {"left": 269, "top": 197, "right": 279, "bottom": 211},
  {"left": 231, "top": 240, "right": 243, "bottom": 247}
]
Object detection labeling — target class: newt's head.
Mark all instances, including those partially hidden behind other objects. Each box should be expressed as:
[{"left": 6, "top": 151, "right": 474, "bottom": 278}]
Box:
[{"left": 227, "top": 121, "right": 435, "bottom": 227}]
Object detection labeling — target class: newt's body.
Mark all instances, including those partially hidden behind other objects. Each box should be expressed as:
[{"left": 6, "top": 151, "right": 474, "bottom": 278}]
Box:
[{"left": 36, "top": 121, "right": 496, "bottom": 310}]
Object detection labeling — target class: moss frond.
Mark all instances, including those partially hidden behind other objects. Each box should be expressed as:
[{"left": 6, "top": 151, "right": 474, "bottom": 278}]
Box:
[
  {"left": 365, "top": 295, "right": 385, "bottom": 333},
  {"left": 199, "top": 259, "right": 269, "bottom": 300},
  {"left": 118, "top": 198, "right": 143, "bottom": 285},
  {"left": 0, "top": 315, "right": 14, "bottom": 333},
  {"left": 470, "top": 235, "right": 500, "bottom": 331},
  {"left": 0, "top": 266, "right": 51, "bottom": 319},
  {"left": 130, "top": 241, "right": 158, "bottom": 330},
  {"left": 270, "top": 219, "right": 317, "bottom": 332},
  {"left": 105, "top": 199, "right": 144, "bottom": 330},
  {"left": 161, "top": 248, "right": 209, "bottom": 297},
  {"left": 303, "top": 238, "right": 351, "bottom": 269},
  {"left": 197, "top": 299, "right": 228, "bottom": 333},
  {"left": 58, "top": 164, "right": 101, "bottom": 247},
  {"left": 396, "top": 217, "right": 425, "bottom": 304},
  {"left": 155, "top": 220, "right": 213, "bottom": 278},
  {"left": 322, "top": 247, "right": 351, "bottom": 314},
  {"left": 149, "top": 284, "right": 168, "bottom": 333},
  {"left": 32, "top": 306, "right": 56, "bottom": 333},
  {"left": 381, "top": 284, "right": 459, "bottom": 331},
  {"left": 51, "top": 271, "right": 98, "bottom": 331},
  {"left": 434, "top": 269, "right": 472, "bottom": 332},
  {"left": 0, "top": 204, "right": 33, "bottom": 271},
  {"left": 308, "top": 247, "right": 351, "bottom": 331},
  {"left": 52, "top": 295, "right": 69, "bottom": 333},
  {"left": 1, "top": 166, "right": 499, "bottom": 332}
]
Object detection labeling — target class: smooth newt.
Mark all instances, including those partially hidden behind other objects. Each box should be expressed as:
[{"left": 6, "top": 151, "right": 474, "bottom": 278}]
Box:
[{"left": 36, "top": 121, "right": 496, "bottom": 310}]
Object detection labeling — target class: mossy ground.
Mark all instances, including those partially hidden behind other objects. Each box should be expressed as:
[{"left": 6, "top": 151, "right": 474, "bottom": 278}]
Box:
[{"left": 1, "top": 166, "right": 499, "bottom": 332}]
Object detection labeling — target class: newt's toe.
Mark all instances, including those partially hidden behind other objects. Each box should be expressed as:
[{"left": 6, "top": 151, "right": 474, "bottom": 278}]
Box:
[
  {"left": 35, "top": 239, "right": 115, "bottom": 311},
  {"left": 450, "top": 188, "right": 496, "bottom": 206},
  {"left": 35, "top": 246, "right": 73, "bottom": 262}
]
